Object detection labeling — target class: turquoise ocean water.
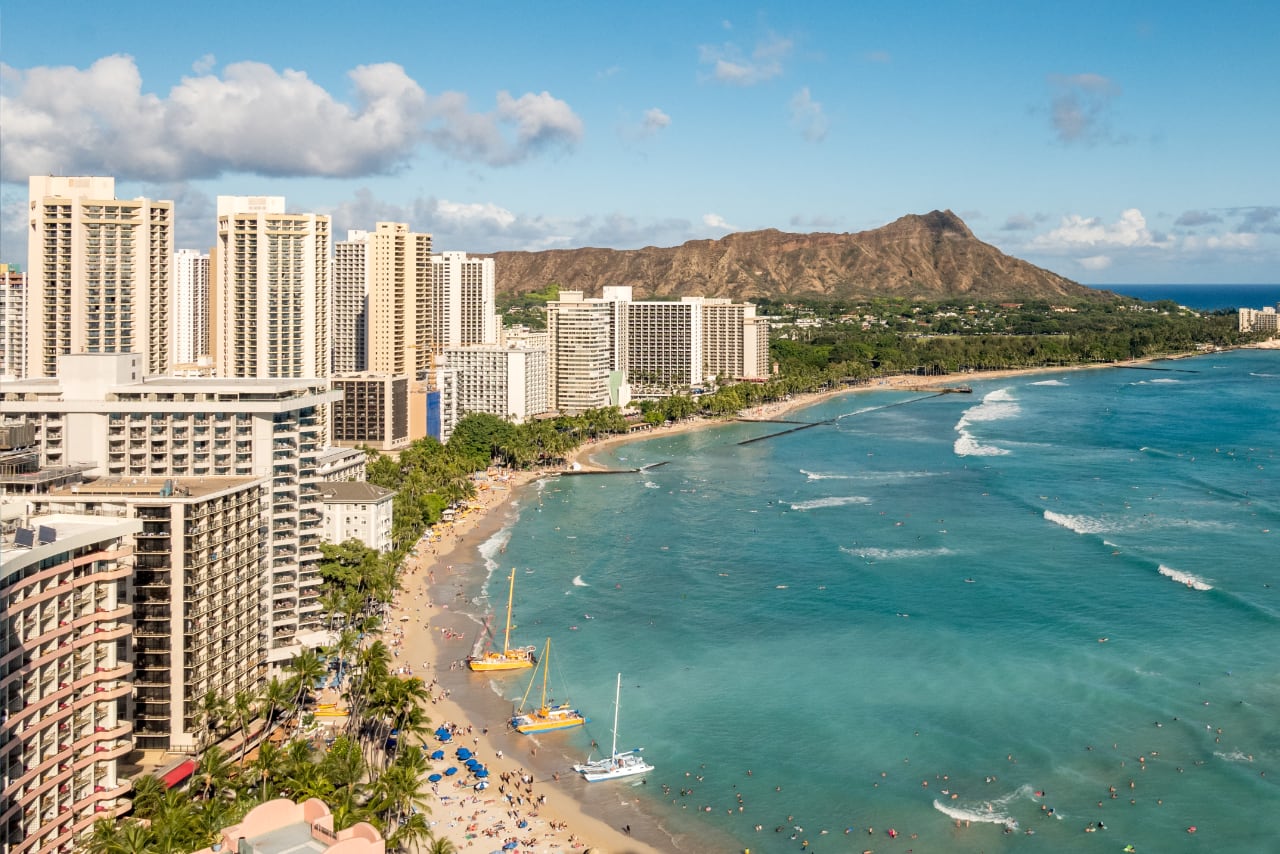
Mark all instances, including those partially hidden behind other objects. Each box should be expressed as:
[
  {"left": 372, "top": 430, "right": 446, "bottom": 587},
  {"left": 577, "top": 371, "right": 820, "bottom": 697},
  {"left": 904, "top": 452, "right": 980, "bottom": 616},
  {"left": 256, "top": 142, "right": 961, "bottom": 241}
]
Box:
[{"left": 459, "top": 350, "right": 1280, "bottom": 853}]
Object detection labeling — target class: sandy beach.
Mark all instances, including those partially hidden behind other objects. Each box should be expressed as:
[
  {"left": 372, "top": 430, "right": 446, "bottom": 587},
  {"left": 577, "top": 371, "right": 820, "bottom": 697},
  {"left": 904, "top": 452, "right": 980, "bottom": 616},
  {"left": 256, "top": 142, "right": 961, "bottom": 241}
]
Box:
[
  {"left": 384, "top": 474, "right": 665, "bottom": 854},
  {"left": 380, "top": 361, "right": 1167, "bottom": 852}
]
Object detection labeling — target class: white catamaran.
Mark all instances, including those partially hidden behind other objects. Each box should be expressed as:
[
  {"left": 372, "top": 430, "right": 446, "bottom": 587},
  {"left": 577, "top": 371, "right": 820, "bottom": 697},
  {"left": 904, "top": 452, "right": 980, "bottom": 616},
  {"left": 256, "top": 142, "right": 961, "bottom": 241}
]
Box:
[{"left": 572, "top": 673, "right": 653, "bottom": 782}]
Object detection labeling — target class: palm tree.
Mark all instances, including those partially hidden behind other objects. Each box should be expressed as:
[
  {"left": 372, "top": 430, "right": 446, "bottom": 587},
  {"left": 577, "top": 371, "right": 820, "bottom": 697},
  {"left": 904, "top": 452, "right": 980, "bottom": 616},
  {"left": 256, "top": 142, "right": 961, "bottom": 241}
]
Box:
[
  {"left": 247, "top": 740, "right": 284, "bottom": 802},
  {"left": 231, "top": 688, "right": 260, "bottom": 766},
  {"left": 320, "top": 735, "right": 367, "bottom": 798},
  {"left": 86, "top": 819, "right": 157, "bottom": 854},
  {"left": 261, "top": 675, "right": 294, "bottom": 737},
  {"left": 149, "top": 788, "right": 199, "bottom": 853},
  {"left": 285, "top": 648, "right": 326, "bottom": 713},
  {"left": 130, "top": 773, "right": 166, "bottom": 819},
  {"left": 193, "top": 745, "right": 233, "bottom": 801},
  {"left": 423, "top": 834, "right": 458, "bottom": 854},
  {"left": 197, "top": 690, "right": 231, "bottom": 751},
  {"left": 388, "top": 811, "right": 434, "bottom": 853},
  {"left": 372, "top": 756, "right": 431, "bottom": 839}
]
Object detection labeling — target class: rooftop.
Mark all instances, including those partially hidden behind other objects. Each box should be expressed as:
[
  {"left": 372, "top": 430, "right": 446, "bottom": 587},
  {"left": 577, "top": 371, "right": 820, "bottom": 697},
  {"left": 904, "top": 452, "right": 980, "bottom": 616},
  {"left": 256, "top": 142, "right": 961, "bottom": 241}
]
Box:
[{"left": 318, "top": 481, "right": 394, "bottom": 503}]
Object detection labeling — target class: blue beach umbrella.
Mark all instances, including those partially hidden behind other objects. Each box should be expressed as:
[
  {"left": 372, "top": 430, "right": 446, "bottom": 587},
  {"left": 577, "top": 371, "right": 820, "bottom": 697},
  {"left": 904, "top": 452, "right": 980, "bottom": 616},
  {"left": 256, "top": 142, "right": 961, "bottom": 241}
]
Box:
[
  {"left": 444, "top": 767, "right": 458, "bottom": 776},
  {"left": 428, "top": 774, "right": 442, "bottom": 783},
  {"left": 456, "top": 747, "right": 472, "bottom": 759},
  {"left": 475, "top": 769, "right": 489, "bottom": 778},
  {"left": 430, "top": 749, "right": 445, "bottom": 760}
]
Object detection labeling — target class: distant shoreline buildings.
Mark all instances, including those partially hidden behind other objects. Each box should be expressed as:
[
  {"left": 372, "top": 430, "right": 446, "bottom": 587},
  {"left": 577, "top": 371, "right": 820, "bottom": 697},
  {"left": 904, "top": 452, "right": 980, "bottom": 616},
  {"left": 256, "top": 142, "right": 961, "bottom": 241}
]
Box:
[{"left": 1238, "top": 303, "right": 1279, "bottom": 335}]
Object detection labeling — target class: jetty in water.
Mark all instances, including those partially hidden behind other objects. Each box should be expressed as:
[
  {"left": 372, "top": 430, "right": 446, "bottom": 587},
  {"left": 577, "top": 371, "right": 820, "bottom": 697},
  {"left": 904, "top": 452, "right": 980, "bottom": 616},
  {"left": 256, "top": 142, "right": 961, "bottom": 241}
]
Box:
[{"left": 560, "top": 461, "right": 671, "bottom": 476}]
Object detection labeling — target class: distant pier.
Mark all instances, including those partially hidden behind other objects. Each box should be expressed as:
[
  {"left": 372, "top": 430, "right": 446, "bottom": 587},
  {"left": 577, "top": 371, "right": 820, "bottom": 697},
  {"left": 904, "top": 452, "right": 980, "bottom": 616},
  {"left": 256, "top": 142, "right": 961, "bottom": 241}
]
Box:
[{"left": 560, "top": 461, "right": 671, "bottom": 476}]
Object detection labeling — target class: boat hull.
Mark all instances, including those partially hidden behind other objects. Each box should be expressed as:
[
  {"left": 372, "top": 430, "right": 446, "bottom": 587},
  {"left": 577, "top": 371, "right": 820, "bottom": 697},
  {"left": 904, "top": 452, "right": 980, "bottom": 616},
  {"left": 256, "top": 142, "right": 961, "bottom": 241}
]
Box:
[
  {"left": 512, "top": 714, "right": 588, "bottom": 734},
  {"left": 467, "top": 648, "right": 536, "bottom": 672},
  {"left": 573, "top": 751, "right": 653, "bottom": 782}
]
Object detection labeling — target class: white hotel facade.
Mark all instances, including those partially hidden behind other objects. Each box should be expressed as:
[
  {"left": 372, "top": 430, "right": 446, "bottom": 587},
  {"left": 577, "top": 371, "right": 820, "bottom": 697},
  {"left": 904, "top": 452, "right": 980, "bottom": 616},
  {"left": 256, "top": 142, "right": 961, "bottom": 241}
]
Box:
[{"left": 0, "top": 353, "right": 340, "bottom": 663}]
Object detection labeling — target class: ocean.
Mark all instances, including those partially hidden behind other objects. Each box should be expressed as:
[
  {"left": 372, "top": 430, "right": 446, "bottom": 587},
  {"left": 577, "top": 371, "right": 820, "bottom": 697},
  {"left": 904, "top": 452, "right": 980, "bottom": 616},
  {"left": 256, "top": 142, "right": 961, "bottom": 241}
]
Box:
[
  {"left": 460, "top": 349, "right": 1280, "bottom": 853},
  {"left": 1091, "top": 283, "right": 1280, "bottom": 311}
]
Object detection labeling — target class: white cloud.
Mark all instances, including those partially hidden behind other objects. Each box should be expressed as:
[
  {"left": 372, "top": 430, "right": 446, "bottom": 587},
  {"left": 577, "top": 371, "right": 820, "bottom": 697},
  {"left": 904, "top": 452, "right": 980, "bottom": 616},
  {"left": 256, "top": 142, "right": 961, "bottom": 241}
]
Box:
[
  {"left": 641, "top": 107, "right": 671, "bottom": 135},
  {"left": 1077, "top": 255, "right": 1113, "bottom": 271},
  {"left": 0, "top": 55, "right": 583, "bottom": 181},
  {"left": 325, "top": 188, "right": 705, "bottom": 253},
  {"left": 1047, "top": 72, "right": 1122, "bottom": 144},
  {"left": 789, "top": 87, "right": 828, "bottom": 142},
  {"left": 702, "top": 213, "right": 736, "bottom": 231},
  {"left": 699, "top": 33, "right": 792, "bottom": 86},
  {"left": 191, "top": 54, "right": 216, "bottom": 74},
  {"left": 1031, "top": 208, "right": 1168, "bottom": 251}
]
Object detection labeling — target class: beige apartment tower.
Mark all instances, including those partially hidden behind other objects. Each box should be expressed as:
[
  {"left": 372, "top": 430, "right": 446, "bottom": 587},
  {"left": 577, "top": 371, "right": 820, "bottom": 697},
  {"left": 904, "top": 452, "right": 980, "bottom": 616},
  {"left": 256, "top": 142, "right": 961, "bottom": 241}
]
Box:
[
  {"left": 213, "top": 196, "right": 330, "bottom": 379},
  {"left": 26, "top": 176, "right": 173, "bottom": 379}
]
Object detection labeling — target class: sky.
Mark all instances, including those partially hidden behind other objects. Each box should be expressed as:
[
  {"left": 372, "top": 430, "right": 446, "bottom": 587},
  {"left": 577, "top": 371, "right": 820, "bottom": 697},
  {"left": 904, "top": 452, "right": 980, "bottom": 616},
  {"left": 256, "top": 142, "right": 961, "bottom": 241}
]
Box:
[{"left": 2, "top": 1, "right": 1277, "bottom": 285}]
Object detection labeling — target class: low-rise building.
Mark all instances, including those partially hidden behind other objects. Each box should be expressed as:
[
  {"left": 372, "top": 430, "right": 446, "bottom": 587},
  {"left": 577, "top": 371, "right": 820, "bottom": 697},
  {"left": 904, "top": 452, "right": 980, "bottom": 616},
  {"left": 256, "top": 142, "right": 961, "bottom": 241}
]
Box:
[{"left": 318, "top": 481, "right": 394, "bottom": 552}]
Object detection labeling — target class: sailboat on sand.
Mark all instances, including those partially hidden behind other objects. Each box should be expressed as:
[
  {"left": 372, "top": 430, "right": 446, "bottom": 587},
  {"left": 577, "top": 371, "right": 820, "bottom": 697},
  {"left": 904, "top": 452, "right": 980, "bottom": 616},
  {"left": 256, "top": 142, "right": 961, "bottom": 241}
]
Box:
[
  {"left": 573, "top": 673, "right": 653, "bottom": 782},
  {"left": 510, "top": 638, "right": 588, "bottom": 734},
  {"left": 467, "top": 568, "right": 536, "bottom": 672}
]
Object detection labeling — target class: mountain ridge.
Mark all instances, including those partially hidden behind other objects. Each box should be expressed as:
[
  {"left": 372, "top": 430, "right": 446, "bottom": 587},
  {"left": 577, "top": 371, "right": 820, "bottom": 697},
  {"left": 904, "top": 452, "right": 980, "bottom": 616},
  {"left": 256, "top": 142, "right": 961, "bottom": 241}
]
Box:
[{"left": 488, "top": 210, "right": 1100, "bottom": 303}]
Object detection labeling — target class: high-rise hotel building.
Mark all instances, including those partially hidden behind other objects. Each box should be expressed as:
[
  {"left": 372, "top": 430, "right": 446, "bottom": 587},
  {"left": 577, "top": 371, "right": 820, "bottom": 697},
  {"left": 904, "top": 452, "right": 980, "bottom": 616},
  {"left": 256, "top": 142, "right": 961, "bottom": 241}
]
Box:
[
  {"left": 25, "top": 177, "right": 173, "bottom": 379},
  {"left": 173, "top": 249, "right": 210, "bottom": 368},
  {"left": 212, "top": 196, "right": 330, "bottom": 380},
  {"left": 331, "top": 232, "right": 370, "bottom": 375},
  {"left": 430, "top": 251, "right": 497, "bottom": 352},
  {"left": 702, "top": 298, "right": 771, "bottom": 381},
  {"left": 545, "top": 290, "right": 628, "bottom": 413},
  {"left": 0, "top": 264, "right": 26, "bottom": 378},
  {"left": 331, "top": 223, "right": 434, "bottom": 451}
]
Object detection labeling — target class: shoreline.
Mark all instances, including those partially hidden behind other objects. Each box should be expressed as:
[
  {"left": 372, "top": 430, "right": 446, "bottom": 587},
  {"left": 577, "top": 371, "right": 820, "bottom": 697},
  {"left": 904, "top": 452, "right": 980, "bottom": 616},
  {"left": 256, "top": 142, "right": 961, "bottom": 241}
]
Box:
[
  {"left": 388, "top": 356, "right": 1206, "bottom": 852},
  {"left": 388, "top": 476, "right": 670, "bottom": 853}
]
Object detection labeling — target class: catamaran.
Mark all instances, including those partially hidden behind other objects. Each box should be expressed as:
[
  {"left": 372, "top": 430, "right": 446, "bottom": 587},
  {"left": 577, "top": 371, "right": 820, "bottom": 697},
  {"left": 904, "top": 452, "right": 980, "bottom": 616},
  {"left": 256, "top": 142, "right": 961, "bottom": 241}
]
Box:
[
  {"left": 572, "top": 673, "right": 653, "bottom": 782},
  {"left": 467, "top": 568, "right": 536, "bottom": 672},
  {"left": 510, "top": 638, "right": 588, "bottom": 734}
]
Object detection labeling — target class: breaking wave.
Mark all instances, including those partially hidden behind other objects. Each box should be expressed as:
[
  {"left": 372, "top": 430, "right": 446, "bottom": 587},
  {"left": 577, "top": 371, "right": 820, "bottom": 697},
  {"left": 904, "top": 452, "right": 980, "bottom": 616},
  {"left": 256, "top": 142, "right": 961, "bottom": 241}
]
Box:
[
  {"left": 1029, "top": 379, "right": 1067, "bottom": 386},
  {"left": 790, "top": 496, "right": 872, "bottom": 511},
  {"left": 841, "top": 546, "right": 955, "bottom": 561},
  {"left": 954, "top": 388, "right": 1019, "bottom": 456},
  {"left": 1158, "top": 564, "right": 1213, "bottom": 591},
  {"left": 1044, "top": 510, "right": 1114, "bottom": 535}
]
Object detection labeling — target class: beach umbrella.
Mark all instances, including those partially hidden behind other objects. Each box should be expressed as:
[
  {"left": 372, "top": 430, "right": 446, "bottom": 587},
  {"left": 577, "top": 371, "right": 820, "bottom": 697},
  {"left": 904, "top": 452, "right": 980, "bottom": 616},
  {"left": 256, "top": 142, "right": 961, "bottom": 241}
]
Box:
[
  {"left": 474, "top": 780, "right": 489, "bottom": 791},
  {"left": 430, "top": 749, "right": 445, "bottom": 760},
  {"left": 428, "top": 774, "right": 442, "bottom": 783},
  {"left": 475, "top": 769, "right": 489, "bottom": 778},
  {"left": 456, "top": 747, "right": 472, "bottom": 758},
  {"left": 444, "top": 767, "right": 457, "bottom": 776},
  {"left": 502, "top": 843, "right": 517, "bottom": 851}
]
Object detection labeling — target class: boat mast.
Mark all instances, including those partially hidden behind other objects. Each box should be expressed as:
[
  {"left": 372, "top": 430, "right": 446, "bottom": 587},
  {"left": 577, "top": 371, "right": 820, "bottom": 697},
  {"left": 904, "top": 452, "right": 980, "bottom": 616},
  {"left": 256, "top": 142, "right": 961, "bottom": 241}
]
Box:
[
  {"left": 502, "top": 568, "right": 516, "bottom": 653},
  {"left": 540, "top": 639, "right": 551, "bottom": 710},
  {"left": 610, "top": 672, "right": 621, "bottom": 759}
]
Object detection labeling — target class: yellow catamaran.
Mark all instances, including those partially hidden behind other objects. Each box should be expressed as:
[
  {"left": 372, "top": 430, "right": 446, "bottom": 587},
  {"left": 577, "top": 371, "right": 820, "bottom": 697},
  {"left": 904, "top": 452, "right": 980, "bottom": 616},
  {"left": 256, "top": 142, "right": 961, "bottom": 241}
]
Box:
[
  {"left": 467, "top": 568, "right": 537, "bottom": 672},
  {"left": 510, "top": 638, "right": 588, "bottom": 734}
]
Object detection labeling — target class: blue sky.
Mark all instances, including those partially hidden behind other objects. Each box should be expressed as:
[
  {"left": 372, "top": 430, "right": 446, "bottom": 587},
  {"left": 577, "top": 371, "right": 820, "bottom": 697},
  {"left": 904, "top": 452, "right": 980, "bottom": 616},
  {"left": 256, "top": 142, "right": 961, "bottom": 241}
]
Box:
[{"left": 2, "top": 1, "right": 1277, "bottom": 284}]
